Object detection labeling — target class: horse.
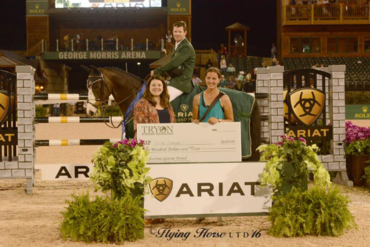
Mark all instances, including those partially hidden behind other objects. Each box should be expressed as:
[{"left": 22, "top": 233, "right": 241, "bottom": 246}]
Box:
[{"left": 85, "top": 66, "right": 261, "bottom": 161}]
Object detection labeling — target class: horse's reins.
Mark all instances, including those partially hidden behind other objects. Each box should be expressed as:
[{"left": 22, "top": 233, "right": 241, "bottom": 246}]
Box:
[{"left": 87, "top": 71, "right": 143, "bottom": 129}]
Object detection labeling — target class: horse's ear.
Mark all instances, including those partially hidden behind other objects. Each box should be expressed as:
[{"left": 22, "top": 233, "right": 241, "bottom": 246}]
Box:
[
  {"left": 89, "top": 65, "right": 100, "bottom": 73},
  {"left": 81, "top": 65, "right": 92, "bottom": 73}
]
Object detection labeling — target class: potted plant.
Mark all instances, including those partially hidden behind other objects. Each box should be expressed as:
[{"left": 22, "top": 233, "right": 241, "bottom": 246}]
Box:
[
  {"left": 60, "top": 139, "right": 152, "bottom": 243},
  {"left": 257, "top": 135, "right": 331, "bottom": 195},
  {"left": 344, "top": 121, "right": 370, "bottom": 186},
  {"left": 91, "top": 138, "right": 152, "bottom": 199},
  {"left": 258, "top": 136, "right": 357, "bottom": 237}
]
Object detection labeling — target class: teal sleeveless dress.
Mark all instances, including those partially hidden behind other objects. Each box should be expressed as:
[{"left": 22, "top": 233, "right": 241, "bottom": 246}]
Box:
[{"left": 199, "top": 92, "right": 225, "bottom": 122}]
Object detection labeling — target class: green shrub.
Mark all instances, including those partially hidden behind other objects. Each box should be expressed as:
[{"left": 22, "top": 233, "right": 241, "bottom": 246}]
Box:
[
  {"left": 36, "top": 105, "right": 47, "bottom": 117},
  {"left": 269, "top": 186, "right": 357, "bottom": 237},
  {"left": 61, "top": 191, "right": 145, "bottom": 243},
  {"left": 345, "top": 139, "right": 370, "bottom": 156},
  {"left": 346, "top": 91, "right": 370, "bottom": 104}
]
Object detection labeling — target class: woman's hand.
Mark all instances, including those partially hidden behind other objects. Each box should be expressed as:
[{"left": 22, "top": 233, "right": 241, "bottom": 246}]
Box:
[
  {"left": 207, "top": 117, "right": 219, "bottom": 125},
  {"left": 192, "top": 119, "right": 200, "bottom": 124}
]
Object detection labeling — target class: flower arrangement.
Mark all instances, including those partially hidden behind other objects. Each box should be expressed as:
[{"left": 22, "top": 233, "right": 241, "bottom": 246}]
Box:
[
  {"left": 91, "top": 139, "right": 152, "bottom": 199},
  {"left": 257, "top": 135, "right": 331, "bottom": 193},
  {"left": 61, "top": 139, "right": 151, "bottom": 244},
  {"left": 344, "top": 121, "right": 370, "bottom": 156},
  {"left": 258, "top": 136, "right": 356, "bottom": 237}
]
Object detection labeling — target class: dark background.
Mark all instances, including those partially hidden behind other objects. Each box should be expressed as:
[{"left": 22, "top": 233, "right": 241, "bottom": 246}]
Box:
[{"left": 0, "top": 0, "right": 276, "bottom": 57}]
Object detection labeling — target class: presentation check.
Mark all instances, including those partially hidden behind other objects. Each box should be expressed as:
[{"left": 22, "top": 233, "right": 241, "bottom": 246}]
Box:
[{"left": 137, "top": 122, "right": 242, "bottom": 163}]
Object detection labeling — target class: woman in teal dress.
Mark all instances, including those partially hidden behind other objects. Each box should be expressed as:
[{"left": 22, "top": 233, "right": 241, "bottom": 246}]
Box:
[{"left": 192, "top": 67, "right": 234, "bottom": 125}]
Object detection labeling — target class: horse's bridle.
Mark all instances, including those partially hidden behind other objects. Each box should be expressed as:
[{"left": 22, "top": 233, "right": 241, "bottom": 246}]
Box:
[
  {"left": 86, "top": 69, "right": 144, "bottom": 129},
  {"left": 87, "top": 71, "right": 111, "bottom": 105},
  {"left": 87, "top": 70, "right": 141, "bottom": 107}
]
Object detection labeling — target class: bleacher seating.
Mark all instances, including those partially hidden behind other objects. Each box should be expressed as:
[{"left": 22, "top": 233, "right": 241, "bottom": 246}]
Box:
[
  {"left": 226, "top": 56, "right": 263, "bottom": 76},
  {"left": 283, "top": 57, "right": 370, "bottom": 91}
]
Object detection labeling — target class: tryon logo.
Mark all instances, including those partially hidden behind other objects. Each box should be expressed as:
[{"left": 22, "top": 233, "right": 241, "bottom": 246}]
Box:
[
  {"left": 150, "top": 178, "right": 173, "bottom": 202},
  {"left": 289, "top": 88, "right": 325, "bottom": 126}
]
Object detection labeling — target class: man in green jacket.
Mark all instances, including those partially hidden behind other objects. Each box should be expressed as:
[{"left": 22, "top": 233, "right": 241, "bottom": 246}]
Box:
[{"left": 150, "top": 21, "right": 195, "bottom": 101}]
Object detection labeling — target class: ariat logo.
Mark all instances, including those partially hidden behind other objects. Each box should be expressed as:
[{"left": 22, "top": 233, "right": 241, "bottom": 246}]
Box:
[
  {"left": 180, "top": 104, "right": 189, "bottom": 112},
  {"left": 150, "top": 178, "right": 173, "bottom": 202},
  {"left": 362, "top": 106, "right": 368, "bottom": 113},
  {"left": 289, "top": 88, "right": 325, "bottom": 126},
  {"left": 0, "top": 91, "right": 12, "bottom": 125},
  {"left": 176, "top": 2, "right": 181, "bottom": 7},
  {"left": 35, "top": 4, "right": 39, "bottom": 9}
]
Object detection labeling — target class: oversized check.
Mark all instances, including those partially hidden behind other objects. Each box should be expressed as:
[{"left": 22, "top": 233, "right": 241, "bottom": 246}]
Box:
[{"left": 137, "top": 122, "right": 242, "bottom": 163}]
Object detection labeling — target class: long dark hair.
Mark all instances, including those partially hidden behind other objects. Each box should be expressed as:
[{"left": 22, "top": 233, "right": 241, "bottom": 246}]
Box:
[{"left": 143, "top": 75, "right": 170, "bottom": 108}]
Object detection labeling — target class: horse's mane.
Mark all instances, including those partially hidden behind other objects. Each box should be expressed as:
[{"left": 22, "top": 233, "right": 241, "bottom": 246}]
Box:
[{"left": 103, "top": 67, "right": 143, "bottom": 84}]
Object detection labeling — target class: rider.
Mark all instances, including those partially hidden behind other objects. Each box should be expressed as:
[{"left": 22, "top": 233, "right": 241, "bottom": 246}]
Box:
[{"left": 150, "top": 21, "right": 195, "bottom": 102}]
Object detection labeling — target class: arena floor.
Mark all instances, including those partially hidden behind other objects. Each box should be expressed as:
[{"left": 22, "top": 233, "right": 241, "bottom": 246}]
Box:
[{"left": 0, "top": 123, "right": 369, "bottom": 246}]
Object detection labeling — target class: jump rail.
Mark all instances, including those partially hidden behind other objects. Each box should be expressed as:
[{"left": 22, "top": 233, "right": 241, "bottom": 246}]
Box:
[
  {"left": 34, "top": 93, "right": 267, "bottom": 100},
  {"left": 35, "top": 117, "right": 123, "bottom": 123},
  {"left": 35, "top": 139, "right": 120, "bottom": 147},
  {"left": 34, "top": 94, "right": 114, "bottom": 101}
]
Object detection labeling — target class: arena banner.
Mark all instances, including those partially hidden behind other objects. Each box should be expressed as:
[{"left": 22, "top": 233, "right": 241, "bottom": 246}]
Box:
[
  {"left": 145, "top": 162, "right": 271, "bottom": 217},
  {"left": 55, "top": 0, "right": 162, "bottom": 8},
  {"left": 137, "top": 123, "right": 242, "bottom": 163},
  {"left": 345, "top": 105, "right": 370, "bottom": 119},
  {"left": 27, "top": 0, "right": 48, "bottom": 16},
  {"left": 35, "top": 164, "right": 93, "bottom": 180},
  {"left": 42, "top": 51, "right": 161, "bottom": 60},
  {"left": 167, "top": 0, "right": 190, "bottom": 15}
]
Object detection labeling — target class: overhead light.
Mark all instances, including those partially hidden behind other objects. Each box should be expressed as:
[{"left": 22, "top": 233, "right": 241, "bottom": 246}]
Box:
[{"left": 137, "top": 62, "right": 141, "bottom": 66}]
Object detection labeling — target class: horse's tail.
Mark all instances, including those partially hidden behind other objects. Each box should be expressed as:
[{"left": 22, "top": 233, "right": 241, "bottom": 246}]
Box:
[{"left": 245, "top": 101, "right": 261, "bottom": 161}]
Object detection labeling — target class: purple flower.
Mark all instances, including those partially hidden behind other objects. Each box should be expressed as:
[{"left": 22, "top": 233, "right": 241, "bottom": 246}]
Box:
[
  {"left": 276, "top": 141, "right": 284, "bottom": 146},
  {"left": 287, "top": 137, "right": 295, "bottom": 142},
  {"left": 344, "top": 121, "right": 370, "bottom": 144},
  {"left": 298, "top": 137, "right": 306, "bottom": 143}
]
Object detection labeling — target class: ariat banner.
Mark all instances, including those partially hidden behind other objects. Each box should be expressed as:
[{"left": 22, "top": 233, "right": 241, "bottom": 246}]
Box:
[
  {"left": 145, "top": 163, "right": 272, "bottom": 217},
  {"left": 289, "top": 88, "right": 325, "bottom": 126}
]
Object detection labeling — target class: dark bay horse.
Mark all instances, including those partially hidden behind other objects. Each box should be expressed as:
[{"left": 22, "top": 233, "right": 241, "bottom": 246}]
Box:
[{"left": 86, "top": 67, "right": 261, "bottom": 161}]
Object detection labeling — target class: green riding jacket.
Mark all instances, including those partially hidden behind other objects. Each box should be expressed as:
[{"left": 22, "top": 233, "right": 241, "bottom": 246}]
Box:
[{"left": 154, "top": 38, "right": 195, "bottom": 93}]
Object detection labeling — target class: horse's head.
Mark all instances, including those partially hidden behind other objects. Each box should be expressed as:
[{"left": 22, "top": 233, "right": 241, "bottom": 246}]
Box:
[{"left": 86, "top": 67, "right": 112, "bottom": 110}]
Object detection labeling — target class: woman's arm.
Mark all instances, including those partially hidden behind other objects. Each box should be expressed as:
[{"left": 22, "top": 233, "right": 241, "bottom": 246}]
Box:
[
  {"left": 220, "top": 95, "right": 234, "bottom": 122},
  {"left": 192, "top": 94, "right": 200, "bottom": 124},
  {"left": 168, "top": 105, "right": 177, "bottom": 123}
]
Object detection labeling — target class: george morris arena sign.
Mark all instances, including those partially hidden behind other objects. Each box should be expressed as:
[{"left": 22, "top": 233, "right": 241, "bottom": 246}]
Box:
[{"left": 42, "top": 51, "right": 162, "bottom": 60}]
